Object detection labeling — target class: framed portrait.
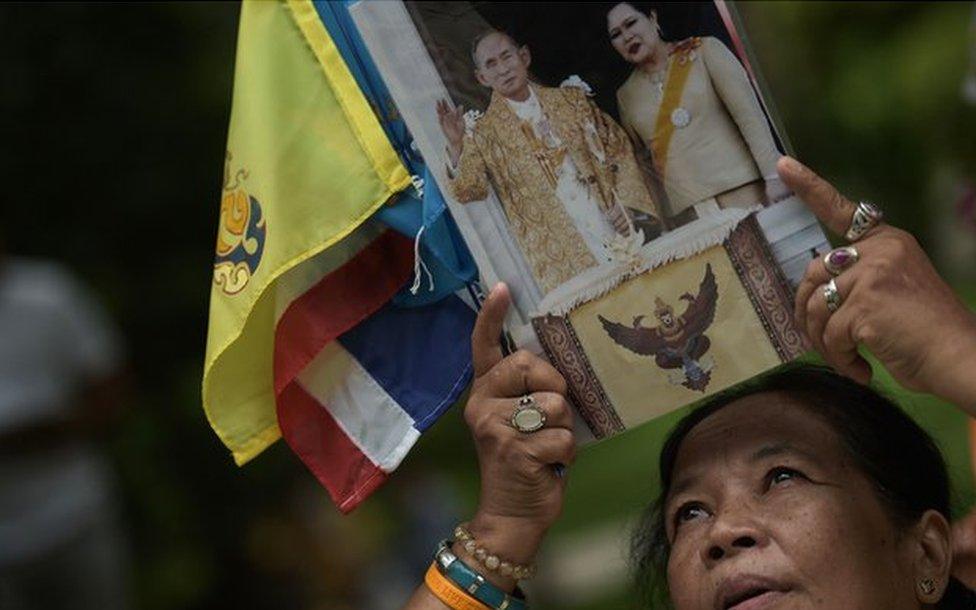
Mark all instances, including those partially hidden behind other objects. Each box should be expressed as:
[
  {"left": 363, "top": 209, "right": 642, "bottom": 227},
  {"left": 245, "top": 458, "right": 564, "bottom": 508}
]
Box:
[{"left": 350, "top": 0, "right": 830, "bottom": 441}]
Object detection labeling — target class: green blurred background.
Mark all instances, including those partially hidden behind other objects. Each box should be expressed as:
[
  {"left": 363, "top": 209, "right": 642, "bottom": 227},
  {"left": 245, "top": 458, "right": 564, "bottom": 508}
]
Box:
[{"left": 2, "top": 2, "right": 975, "bottom": 609}]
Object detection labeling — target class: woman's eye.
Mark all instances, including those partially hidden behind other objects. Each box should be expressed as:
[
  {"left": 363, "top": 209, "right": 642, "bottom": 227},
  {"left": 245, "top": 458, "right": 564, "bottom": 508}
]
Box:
[
  {"left": 767, "top": 467, "right": 805, "bottom": 488},
  {"left": 674, "top": 503, "right": 708, "bottom": 527}
]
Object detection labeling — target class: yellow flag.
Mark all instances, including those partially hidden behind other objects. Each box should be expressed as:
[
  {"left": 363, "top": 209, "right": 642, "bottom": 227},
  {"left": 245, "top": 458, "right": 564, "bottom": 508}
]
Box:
[{"left": 203, "top": 0, "right": 411, "bottom": 466}]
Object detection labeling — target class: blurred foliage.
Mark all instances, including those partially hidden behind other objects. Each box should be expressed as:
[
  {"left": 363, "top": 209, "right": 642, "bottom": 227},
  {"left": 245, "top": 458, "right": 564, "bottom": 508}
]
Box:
[
  {"left": 1, "top": 2, "right": 974, "bottom": 610},
  {"left": 740, "top": 1, "right": 976, "bottom": 246}
]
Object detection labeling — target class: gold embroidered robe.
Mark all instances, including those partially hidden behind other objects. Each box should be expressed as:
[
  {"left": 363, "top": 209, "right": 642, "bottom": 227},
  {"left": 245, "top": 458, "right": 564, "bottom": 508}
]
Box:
[{"left": 449, "top": 85, "right": 660, "bottom": 294}]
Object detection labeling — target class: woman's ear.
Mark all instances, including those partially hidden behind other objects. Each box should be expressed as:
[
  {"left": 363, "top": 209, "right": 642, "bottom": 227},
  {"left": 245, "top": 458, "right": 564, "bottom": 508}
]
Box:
[{"left": 913, "top": 509, "right": 952, "bottom": 605}]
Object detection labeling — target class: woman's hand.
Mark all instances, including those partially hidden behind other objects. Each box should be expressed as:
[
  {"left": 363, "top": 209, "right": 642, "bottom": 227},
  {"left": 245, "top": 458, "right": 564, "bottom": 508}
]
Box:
[
  {"left": 459, "top": 283, "right": 576, "bottom": 591},
  {"left": 779, "top": 157, "right": 976, "bottom": 410}
]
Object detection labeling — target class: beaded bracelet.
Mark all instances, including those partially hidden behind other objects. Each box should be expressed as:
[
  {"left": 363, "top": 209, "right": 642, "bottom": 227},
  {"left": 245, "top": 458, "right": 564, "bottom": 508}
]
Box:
[
  {"left": 424, "top": 562, "right": 491, "bottom": 610},
  {"left": 454, "top": 523, "right": 537, "bottom": 581}
]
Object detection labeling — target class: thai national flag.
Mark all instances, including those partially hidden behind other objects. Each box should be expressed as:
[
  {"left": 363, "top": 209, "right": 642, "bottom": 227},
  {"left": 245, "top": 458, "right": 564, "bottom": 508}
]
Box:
[{"left": 274, "top": 228, "right": 475, "bottom": 513}]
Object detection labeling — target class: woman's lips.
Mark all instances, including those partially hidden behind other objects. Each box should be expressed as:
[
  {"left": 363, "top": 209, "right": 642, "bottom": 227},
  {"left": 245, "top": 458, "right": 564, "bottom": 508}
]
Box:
[
  {"left": 727, "top": 590, "right": 787, "bottom": 610},
  {"left": 627, "top": 41, "right": 642, "bottom": 56},
  {"left": 716, "top": 576, "right": 791, "bottom": 610}
]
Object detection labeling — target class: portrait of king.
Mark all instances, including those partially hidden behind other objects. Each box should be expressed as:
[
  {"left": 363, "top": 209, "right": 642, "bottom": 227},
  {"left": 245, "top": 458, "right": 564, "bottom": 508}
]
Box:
[{"left": 436, "top": 30, "right": 662, "bottom": 295}]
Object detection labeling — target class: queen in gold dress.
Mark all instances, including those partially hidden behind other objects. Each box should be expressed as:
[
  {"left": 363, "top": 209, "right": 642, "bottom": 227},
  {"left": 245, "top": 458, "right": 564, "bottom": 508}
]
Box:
[{"left": 606, "top": 2, "right": 790, "bottom": 228}]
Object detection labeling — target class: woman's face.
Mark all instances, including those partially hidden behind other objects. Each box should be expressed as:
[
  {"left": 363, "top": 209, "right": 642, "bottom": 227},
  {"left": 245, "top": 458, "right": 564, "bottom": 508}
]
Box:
[
  {"left": 664, "top": 393, "right": 921, "bottom": 610},
  {"left": 607, "top": 3, "right": 660, "bottom": 65}
]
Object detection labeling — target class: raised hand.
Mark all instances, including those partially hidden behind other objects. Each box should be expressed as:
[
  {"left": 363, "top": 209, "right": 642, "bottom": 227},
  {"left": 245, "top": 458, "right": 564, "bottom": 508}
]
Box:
[
  {"left": 435, "top": 98, "right": 466, "bottom": 166},
  {"left": 460, "top": 283, "right": 576, "bottom": 591},
  {"left": 779, "top": 156, "right": 976, "bottom": 411}
]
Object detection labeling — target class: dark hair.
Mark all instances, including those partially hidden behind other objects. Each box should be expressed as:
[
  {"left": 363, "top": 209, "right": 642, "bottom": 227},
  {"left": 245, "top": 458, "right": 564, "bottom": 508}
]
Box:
[
  {"left": 605, "top": 2, "right": 662, "bottom": 30},
  {"left": 609, "top": 1, "right": 659, "bottom": 18},
  {"left": 631, "top": 364, "right": 975, "bottom": 609}
]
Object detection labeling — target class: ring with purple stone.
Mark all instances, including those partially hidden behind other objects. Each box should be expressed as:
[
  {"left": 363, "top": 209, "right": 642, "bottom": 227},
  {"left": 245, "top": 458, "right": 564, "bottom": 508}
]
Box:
[{"left": 823, "top": 246, "right": 860, "bottom": 277}]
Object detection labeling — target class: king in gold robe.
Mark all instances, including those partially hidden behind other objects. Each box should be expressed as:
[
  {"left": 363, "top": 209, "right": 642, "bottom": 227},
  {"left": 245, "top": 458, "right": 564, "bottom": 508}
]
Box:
[{"left": 449, "top": 83, "right": 661, "bottom": 294}]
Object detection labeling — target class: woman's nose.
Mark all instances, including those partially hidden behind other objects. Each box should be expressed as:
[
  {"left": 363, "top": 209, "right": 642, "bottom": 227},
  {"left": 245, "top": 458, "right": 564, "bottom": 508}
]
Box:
[{"left": 701, "top": 508, "right": 767, "bottom": 565}]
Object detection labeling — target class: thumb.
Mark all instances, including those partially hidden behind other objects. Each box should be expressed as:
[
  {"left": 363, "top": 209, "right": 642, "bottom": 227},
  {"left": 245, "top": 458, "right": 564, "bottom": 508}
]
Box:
[
  {"left": 777, "top": 156, "right": 857, "bottom": 237},
  {"left": 471, "top": 283, "right": 511, "bottom": 377}
]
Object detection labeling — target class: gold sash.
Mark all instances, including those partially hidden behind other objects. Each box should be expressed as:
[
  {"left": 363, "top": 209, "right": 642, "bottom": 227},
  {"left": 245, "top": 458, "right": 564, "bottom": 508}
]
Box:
[{"left": 651, "top": 40, "right": 699, "bottom": 177}]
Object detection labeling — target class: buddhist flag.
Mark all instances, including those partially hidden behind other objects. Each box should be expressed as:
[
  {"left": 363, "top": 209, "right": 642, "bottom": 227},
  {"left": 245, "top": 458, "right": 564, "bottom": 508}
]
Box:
[{"left": 203, "top": 0, "right": 474, "bottom": 512}]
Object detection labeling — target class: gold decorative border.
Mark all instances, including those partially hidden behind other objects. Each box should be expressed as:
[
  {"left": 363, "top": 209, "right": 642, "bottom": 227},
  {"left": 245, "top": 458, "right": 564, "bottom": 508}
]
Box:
[
  {"left": 532, "top": 315, "right": 624, "bottom": 438},
  {"left": 723, "top": 215, "right": 810, "bottom": 361}
]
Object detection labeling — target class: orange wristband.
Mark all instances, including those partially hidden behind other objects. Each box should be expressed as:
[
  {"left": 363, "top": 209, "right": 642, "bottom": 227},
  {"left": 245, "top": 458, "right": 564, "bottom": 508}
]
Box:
[{"left": 424, "top": 562, "right": 491, "bottom": 610}]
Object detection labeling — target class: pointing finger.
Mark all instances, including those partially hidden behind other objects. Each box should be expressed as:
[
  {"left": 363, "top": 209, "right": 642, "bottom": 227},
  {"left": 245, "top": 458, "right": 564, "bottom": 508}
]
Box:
[{"left": 777, "top": 156, "right": 858, "bottom": 238}]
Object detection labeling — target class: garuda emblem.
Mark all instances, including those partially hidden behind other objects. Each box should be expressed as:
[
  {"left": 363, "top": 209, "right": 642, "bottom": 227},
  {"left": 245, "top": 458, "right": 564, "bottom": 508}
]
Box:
[
  {"left": 214, "top": 152, "right": 266, "bottom": 296},
  {"left": 598, "top": 263, "right": 718, "bottom": 392}
]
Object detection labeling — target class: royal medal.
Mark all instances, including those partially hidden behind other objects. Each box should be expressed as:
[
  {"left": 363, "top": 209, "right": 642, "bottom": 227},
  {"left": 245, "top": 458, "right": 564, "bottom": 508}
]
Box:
[{"left": 670, "top": 107, "right": 691, "bottom": 128}]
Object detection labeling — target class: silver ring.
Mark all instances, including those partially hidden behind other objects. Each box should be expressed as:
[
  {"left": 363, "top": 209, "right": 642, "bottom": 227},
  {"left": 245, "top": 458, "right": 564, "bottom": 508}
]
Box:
[
  {"left": 844, "top": 201, "right": 883, "bottom": 242},
  {"left": 823, "top": 246, "right": 859, "bottom": 276},
  {"left": 510, "top": 395, "right": 546, "bottom": 434},
  {"left": 823, "top": 278, "right": 842, "bottom": 313}
]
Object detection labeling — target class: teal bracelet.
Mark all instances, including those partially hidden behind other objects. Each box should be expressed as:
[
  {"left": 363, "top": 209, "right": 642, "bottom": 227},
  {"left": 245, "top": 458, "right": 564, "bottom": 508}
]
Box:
[{"left": 434, "top": 540, "right": 528, "bottom": 610}]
